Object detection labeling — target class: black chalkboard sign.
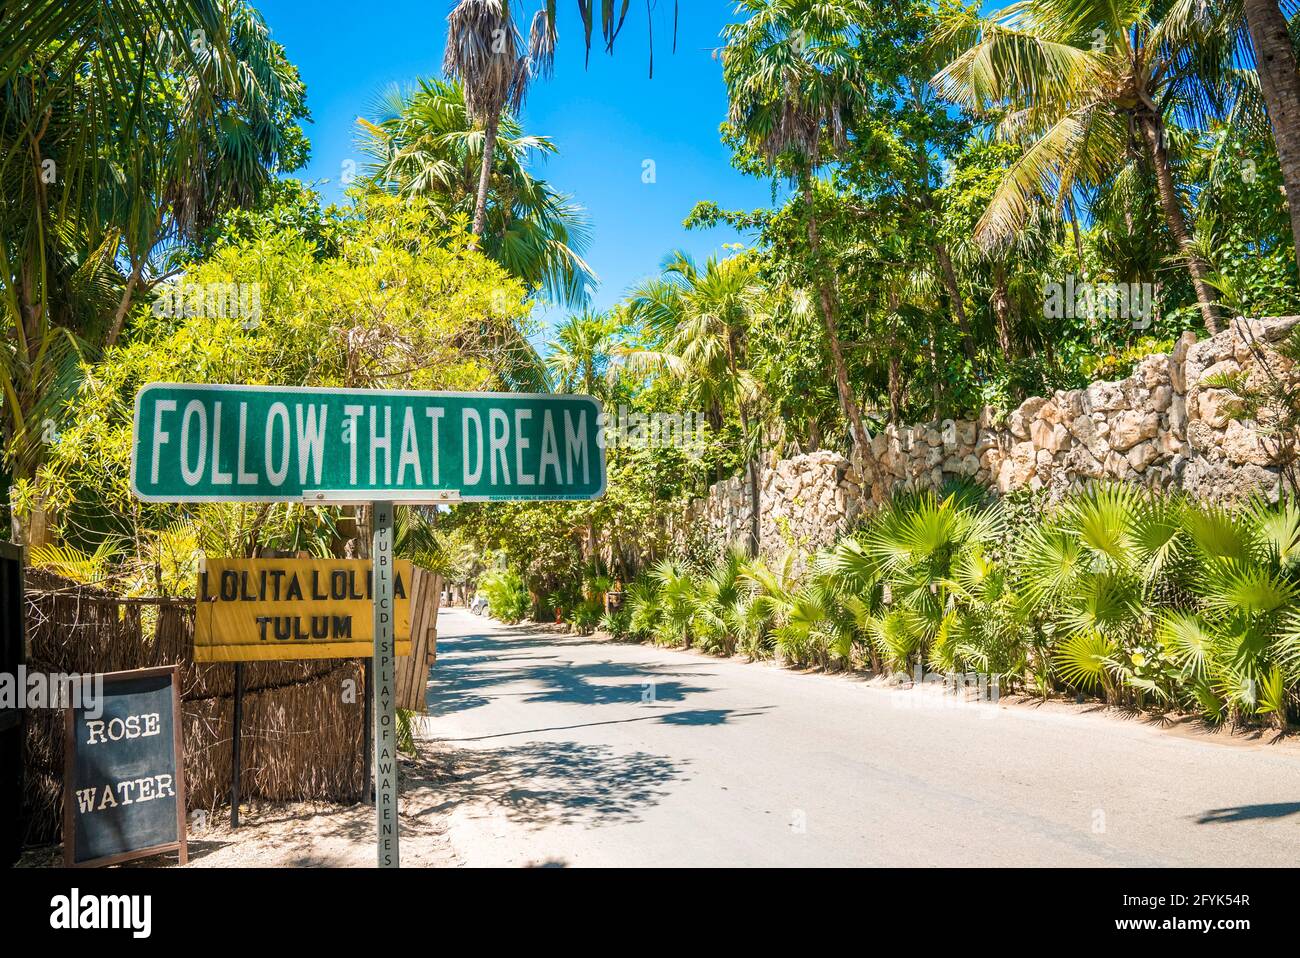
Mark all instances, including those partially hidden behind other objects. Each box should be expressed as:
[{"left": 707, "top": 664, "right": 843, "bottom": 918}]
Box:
[{"left": 63, "top": 666, "right": 188, "bottom": 867}]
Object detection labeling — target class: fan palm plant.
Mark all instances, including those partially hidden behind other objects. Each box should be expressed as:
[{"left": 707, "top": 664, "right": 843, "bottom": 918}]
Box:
[
  {"left": 1014, "top": 484, "right": 1181, "bottom": 702},
  {"left": 648, "top": 558, "right": 698, "bottom": 647},
  {"left": 357, "top": 77, "right": 595, "bottom": 307},
  {"left": 546, "top": 310, "right": 617, "bottom": 395},
  {"left": 625, "top": 577, "right": 663, "bottom": 641},
  {"left": 931, "top": 0, "right": 1248, "bottom": 334},
  {"left": 744, "top": 549, "right": 856, "bottom": 668},
  {"left": 852, "top": 488, "right": 1007, "bottom": 674},
  {"left": 932, "top": 545, "right": 1033, "bottom": 684},
  {"left": 688, "top": 546, "right": 752, "bottom": 656},
  {"left": 1162, "top": 497, "right": 1300, "bottom": 727}
]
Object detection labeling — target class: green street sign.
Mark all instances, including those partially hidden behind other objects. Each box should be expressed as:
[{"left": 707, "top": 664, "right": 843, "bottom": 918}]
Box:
[{"left": 131, "top": 383, "right": 606, "bottom": 503}]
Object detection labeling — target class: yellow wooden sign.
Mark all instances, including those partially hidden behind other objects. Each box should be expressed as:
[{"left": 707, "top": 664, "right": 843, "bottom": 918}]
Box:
[{"left": 195, "top": 558, "right": 413, "bottom": 661}]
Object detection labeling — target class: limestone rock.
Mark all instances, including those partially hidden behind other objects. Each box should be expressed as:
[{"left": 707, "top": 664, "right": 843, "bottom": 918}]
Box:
[{"left": 1108, "top": 411, "right": 1159, "bottom": 452}]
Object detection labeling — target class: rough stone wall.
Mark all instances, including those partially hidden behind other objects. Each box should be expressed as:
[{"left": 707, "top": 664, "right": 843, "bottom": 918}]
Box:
[
  {"left": 685, "top": 316, "right": 1300, "bottom": 559},
  {"left": 685, "top": 451, "right": 863, "bottom": 560}
]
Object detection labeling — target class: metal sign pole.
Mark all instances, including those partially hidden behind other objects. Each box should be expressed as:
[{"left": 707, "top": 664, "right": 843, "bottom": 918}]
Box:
[{"left": 371, "top": 501, "right": 399, "bottom": 868}]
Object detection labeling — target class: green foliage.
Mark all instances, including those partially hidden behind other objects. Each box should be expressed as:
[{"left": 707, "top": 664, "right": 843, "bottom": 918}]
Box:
[
  {"left": 479, "top": 567, "right": 531, "bottom": 624},
  {"left": 24, "top": 197, "right": 539, "bottom": 561},
  {"left": 357, "top": 77, "right": 595, "bottom": 307},
  {"left": 569, "top": 597, "right": 605, "bottom": 635},
  {"left": 1, "top": 0, "right": 309, "bottom": 488},
  {"left": 604, "top": 485, "right": 1300, "bottom": 729},
  {"left": 395, "top": 708, "right": 419, "bottom": 757},
  {"left": 599, "top": 606, "right": 632, "bottom": 640}
]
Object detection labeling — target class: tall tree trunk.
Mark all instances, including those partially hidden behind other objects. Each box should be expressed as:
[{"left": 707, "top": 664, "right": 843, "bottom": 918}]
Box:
[
  {"left": 1245, "top": 0, "right": 1300, "bottom": 280},
  {"left": 888, "top": 352, "right": 903, "bottom": 424},
  {"left": 928, "top": 315, "right": 941, "bottom": 416},
  {"left": 934, "top": 242, "right": 976, "bottom": 362},
  {"left": 1065, "top": 195, "right": 1085, "bottom": 265},
  {"left": 802, "top": 174, "right": 867, "bottom": 462},
  {"left": 726, "top": 326, "right": 760, "bottom": 558},
  {"left": 472, "top": 112, "right": 501, "bottom": 241},
  {"left": 105, "top": 257, "right": 146, "bottom": 349},
  {"left": 991, "top": 262, "right": 1014, "bottom": 357},
  {"left": 1138, "top": 112, "right": 1222, "bottom": 334},
  {"left": 807, "top": 416, "right": 822, "bottom": 452}
]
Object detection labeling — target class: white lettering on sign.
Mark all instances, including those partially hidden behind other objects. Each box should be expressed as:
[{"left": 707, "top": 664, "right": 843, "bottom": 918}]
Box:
[
  {"left": 266, "top": 402, "right": 291, "bottom": 486},
  {"left": 84, "top": 712, "right": 162, "bottom": 745},
  {"left": 344, "top": 404, "right": 363, "bottom": 485},
  {"left": 180, "top": 400, "right": 207, "bottom": 485},
  {"left": 539, "top": 410, "right": 561, "bottom": 485},
  {"left": 397, "top": 407, "right": 421, "bottom": 485},
  {"left": 515, "top": 408, "right": 534, "bottom": 485},
  {"left": 463, "top": 408, "right": 483, "bottom": 485},
  {"left": 424, "top": 407, "right": 445, "bottom": 485},
  {"left": 134, "top": 386, "right": 605, "bottom": 501},
  {"left": 237, "top": 402, "right": 257, "bottom": 484},
  {"left": 565, "top": 410, "right": 589, "bottom": 484},
  {"left": 211, "top": 401, "right": 233, "bottom": 485},
  {"left": 295, "top": 404, "right": 328, "bottom": 484},
  {"left": 74, "top": 774, "right": 176, "bottom": 813}
]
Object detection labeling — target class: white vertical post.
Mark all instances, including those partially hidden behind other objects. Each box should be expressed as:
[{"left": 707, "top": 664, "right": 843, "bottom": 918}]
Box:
[{"left": 371, "top": 500, "right": 399, "bottom": 868}]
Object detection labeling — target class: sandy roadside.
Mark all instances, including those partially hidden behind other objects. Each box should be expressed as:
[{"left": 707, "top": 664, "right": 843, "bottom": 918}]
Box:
[{"left": 17, "top": 746, "right": 462, "bottom": 869}]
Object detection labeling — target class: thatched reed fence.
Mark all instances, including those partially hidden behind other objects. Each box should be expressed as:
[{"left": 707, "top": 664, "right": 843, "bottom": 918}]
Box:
[{"left": 23, "top": 570, "right": 370, "bottom": 845}]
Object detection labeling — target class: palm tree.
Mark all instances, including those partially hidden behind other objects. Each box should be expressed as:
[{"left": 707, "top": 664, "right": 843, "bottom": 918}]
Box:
[
  {"left": 546, "top": 310, "right": 616, "bottom": 395},
  {"left": 1240, "top": 0, "right": 1300, "bottom": 279},
  {"left": 1, "top": 0, "right": 304, "bottom": 542},
  {"left": 722, "top": 0, "right": 871, "bottom": 464},
  {"left": 102, "top": 6, "right": 306, "bottom": 347},
  {"left": 625, "top": 251, "right": 766, "bottom": 554},
  {"left": 358, "top": 77, "right": 595, "bottom": 306},
  {"left": 931, "top": 0, "right": 1245, "bottom": 334},
  {"left": 442, "top": 1, "right": 677, "bottom": 77},
  {"left": 443, "top": 0, "right": 555, "bottom": 241}
]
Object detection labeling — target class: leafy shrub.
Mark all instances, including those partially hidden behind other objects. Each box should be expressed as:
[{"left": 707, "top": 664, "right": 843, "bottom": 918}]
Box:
[
  {"left": 478, "top": 568, "right": 530, "bottom": 623},
  {"left": 600, "top": 607, "right": 632, "bottom": 639},
  {"left": 625, "top": 579, "right": 662, "bottom": 640},
  {"left": 569, "top": 597, "right": 604, "bottom": 635},
  {"left": 610, "top": 485, "right": 1300, "bottom": 729}
]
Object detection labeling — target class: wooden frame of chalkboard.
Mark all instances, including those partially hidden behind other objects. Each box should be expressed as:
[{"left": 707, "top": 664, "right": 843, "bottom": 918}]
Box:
[{"left": 63, "top": 665, "right": 188, "bottom": 868}]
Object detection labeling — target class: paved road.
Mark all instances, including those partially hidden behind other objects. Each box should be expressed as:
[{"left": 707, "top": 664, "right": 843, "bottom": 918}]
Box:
[{"left": 421, "top": 609, "right": 1300, "bottom": 867}]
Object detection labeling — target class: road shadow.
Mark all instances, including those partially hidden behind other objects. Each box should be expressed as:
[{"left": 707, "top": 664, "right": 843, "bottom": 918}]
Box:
[
  {"left": 407, "top": 739, "right": 688, "bottom": 830},
  {"left": 1196, "top": 802, "right": 1300, "bottom": 825},
  {"left": 425, "top": 630, "right": 721, "bottom": 717},
  {"left": 430, "top": 705, "right": 774, "bottom": 742}
]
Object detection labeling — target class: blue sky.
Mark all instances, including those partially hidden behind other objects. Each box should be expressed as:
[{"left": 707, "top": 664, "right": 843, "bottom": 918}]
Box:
[{"left": 256, "top": 1, "right": 782, "bottom": 335}]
